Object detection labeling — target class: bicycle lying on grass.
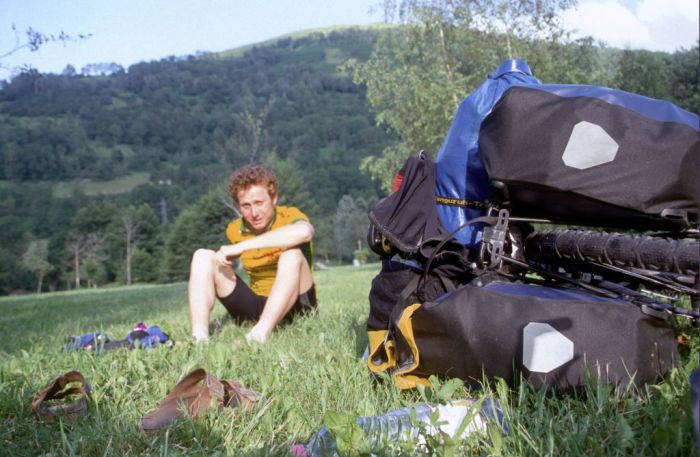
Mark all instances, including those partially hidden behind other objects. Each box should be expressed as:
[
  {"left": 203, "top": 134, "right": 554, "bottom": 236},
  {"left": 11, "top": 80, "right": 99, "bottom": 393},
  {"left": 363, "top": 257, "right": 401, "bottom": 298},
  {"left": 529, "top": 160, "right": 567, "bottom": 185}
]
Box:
[{"left": 364, "top": 59, "right": 699, "bottom": 393}]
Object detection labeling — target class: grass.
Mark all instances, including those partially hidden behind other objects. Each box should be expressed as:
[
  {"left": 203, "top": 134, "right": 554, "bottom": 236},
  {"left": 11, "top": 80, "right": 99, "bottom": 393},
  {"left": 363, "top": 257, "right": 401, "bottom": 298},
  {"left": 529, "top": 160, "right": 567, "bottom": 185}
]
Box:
[
  {"left": 0, "top": 264, "right": 697, "bottom": 456},
  {"left": 52, "top": 172, "right": 150, "bottom": 198},
  {"left": 213, "top": 24, "right": 391, "bottom": 59}
]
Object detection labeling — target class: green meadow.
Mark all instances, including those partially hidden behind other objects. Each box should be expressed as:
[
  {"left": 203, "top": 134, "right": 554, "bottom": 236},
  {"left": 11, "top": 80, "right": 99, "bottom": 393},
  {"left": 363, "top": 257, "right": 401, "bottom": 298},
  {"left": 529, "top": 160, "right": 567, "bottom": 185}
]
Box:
[
  {"left": 51, "top": 171, "right": 150, "bottom": 198},
  {"left": 0, "top": 265, "right": 697, "bottom": 456}
]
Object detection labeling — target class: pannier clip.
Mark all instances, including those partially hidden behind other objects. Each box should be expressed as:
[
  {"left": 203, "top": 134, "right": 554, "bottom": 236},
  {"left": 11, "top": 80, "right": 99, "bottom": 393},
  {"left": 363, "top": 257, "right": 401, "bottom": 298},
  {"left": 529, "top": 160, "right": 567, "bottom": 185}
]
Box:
[{"left": 483, "top": 209, "right": 509, "bottom": 268}]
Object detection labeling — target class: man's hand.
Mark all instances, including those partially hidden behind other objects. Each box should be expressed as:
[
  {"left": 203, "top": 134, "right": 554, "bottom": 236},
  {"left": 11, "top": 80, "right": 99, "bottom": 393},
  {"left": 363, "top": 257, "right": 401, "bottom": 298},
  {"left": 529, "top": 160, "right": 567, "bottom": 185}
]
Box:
[{"left": 215, "top": 244, "right": 243, "bottom": 265}]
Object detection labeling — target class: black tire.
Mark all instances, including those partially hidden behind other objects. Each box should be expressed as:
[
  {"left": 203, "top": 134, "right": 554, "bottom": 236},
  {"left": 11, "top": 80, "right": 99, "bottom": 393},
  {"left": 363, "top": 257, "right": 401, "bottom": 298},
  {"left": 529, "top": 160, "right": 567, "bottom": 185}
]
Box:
[{"left": 524, "top": 229, "right": 699, "bottom": 276}]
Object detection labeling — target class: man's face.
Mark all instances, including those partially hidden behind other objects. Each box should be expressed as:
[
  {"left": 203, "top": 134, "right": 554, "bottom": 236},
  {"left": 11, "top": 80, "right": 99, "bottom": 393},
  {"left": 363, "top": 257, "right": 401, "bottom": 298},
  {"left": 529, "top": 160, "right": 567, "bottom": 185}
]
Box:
[{"left": 237, "top": 184, "right": 277, "bottom": 234}]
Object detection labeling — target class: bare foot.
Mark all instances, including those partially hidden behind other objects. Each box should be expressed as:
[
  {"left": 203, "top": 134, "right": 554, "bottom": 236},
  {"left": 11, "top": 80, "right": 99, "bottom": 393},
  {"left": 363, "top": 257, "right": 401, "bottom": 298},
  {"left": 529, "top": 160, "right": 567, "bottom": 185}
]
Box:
[
  {"left": 193, "top": 335, "right": 209, "bottom": 344},
  {"left": 245, "top": 323, "right": 272, "bottom": 343}
]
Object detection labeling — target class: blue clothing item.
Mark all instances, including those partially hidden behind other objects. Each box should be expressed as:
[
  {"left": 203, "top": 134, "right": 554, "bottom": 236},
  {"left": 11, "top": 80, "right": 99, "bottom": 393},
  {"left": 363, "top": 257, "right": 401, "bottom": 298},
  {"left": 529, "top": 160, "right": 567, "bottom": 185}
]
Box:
[
  {"left": 435, "top": 59, "right": 539, "bottom": 247},
  {"left": 127, "top": 325, "right": 170, "bottom": 349},
  {"left": 66, "top": 332, "right": 109, "bottom": 352},
  {"left": 66, "top": 324, "right": 171, "bottom": 352}
]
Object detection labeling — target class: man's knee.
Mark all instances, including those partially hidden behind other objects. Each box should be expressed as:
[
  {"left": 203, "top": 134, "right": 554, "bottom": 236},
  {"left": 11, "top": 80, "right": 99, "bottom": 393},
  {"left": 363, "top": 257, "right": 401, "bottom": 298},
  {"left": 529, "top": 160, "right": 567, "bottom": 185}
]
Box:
[
  {"left": 189, "top": 249, "right": 220, "bottom": 283},
  {"left": 277, "top": 248, "right": 306, "bottom": 268},
  {"left": 277, "top": 248, "right": 313, "bottom": 291},
  {"left": 191, "top": 248, "right": 215, "bottom": 268}
]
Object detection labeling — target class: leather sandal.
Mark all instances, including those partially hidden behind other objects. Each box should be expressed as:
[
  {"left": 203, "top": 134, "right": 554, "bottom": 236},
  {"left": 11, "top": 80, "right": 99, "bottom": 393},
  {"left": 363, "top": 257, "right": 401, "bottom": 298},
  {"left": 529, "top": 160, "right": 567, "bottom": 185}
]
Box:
[
  {"left": 221, "top": 379, "right": 263, "bottom": 410},
  {"left": 139, "top": 368, "right": 262, "bottom": 432},
  {"left": 31, "top": 370, "right": 91, "bottom": 421}
]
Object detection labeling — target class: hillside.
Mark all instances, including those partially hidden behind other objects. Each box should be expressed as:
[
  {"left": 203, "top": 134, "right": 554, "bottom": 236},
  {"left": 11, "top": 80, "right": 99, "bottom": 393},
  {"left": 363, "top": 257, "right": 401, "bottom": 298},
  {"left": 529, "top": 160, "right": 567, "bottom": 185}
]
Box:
[
  {"left": 213, "top": 23, "right": 391, "bottom": 59},
  {"left": 0, "top": 27, "right": 393, "bottom": 293},
  {"left": 0, "top": 27, "right": 389, "bottom": 196}
]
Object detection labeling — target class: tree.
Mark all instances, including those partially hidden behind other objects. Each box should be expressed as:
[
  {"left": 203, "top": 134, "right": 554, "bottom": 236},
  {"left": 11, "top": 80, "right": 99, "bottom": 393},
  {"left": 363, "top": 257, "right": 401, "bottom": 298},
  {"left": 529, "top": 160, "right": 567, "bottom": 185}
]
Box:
[
  {"left": 612, "top": 49, "right": 672, "bottom": 101},
  {"left": 118, "top": 204, "right": 161, "bottom": 285},
  {"left": 161, "top": 192, "right": 235, "bottom": 281},
  {"left": 210, "top": 96, "right": 277, "bottom": 174},
  {"left": 346, "top": 0, "right": 578, "bottom": 190},
  {"left": 66, "top": 203, "right": 116, "bottom": 288},
  {"left": 21, "top": 239, "right": 53, "bottom": 293},
  {"left": 61, "top": 64, "right": 76, "bottom": 77},
  {"left": 235, "top": 96, "right": 276, "bottom": 164},
  {"left": 80, "top": 62, "right": 123, "bottom": 76},
  {"left": 1, "top": 24, "right": 91, "bottom": 75},
  {"left": 270, "top": 156, "right": 320, "bottom": 218},
  {"left": 66, "top": 232, "right": 106, "bottom": 289},
  {"left": 121, "top": 208, "right": 140, "bottom": 286},
  {"left": 669, "top": 44, "right": 700, "bottom": 113},
  {"left": 333, "top": 195, "right": 370, "bottom": 263},
  {"left": 81, "top": 245, "right": 108, "bottom": 288}
]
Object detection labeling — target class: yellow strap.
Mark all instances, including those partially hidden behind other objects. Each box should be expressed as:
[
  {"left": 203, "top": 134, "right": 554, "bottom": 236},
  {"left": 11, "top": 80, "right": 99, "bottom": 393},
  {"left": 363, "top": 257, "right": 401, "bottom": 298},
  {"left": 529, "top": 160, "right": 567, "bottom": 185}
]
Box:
[
  {"left": 394, "top": 373, "right": 432, "bottom": 390},
  {"left": 367, "top": 304, "right": 432, "bottom": 389},
  {"left": 366, "top": 330, "right": 396, "bottom": 372},
  {"left": 392, "top": 303, "right": 432, "bottom": 389},
  {"left": 394, "top": 303, "right": 422, "bottom": 373}
]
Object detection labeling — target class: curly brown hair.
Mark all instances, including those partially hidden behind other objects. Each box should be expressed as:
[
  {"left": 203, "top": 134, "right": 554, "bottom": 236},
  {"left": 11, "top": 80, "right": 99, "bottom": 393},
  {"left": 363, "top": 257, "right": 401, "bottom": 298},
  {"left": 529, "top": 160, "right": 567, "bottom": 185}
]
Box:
[{"left": 228, "top": 164, "right": 278, "bottom": 203}]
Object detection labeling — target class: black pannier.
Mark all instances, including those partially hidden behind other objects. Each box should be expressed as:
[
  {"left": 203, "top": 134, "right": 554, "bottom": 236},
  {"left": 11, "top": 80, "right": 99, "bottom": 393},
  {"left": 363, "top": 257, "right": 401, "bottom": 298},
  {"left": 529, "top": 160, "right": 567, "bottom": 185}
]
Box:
[
  {"left": 479, "top": 85, "right": 700, "bottom": 229},
  {"left": 377, "top": 275, "right": 679, "bottom": 391}
]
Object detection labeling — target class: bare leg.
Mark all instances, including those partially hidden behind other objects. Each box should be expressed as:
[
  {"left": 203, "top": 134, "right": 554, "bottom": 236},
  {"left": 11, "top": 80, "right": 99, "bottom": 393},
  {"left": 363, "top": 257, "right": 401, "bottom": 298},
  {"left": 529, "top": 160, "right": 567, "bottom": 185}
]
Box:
[
  {"left": 188, "top": 248, "right": 236, "bottom": 341},
  {"left": 246, "top": 248, "right": 313, "bottom": 343}
]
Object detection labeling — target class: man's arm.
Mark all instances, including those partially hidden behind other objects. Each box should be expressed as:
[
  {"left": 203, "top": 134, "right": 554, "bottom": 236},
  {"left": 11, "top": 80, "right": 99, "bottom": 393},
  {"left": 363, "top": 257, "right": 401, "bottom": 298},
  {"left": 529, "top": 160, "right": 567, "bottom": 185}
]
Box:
[{"left": 215, "top": 220, "right": 314, "bottom": 264}]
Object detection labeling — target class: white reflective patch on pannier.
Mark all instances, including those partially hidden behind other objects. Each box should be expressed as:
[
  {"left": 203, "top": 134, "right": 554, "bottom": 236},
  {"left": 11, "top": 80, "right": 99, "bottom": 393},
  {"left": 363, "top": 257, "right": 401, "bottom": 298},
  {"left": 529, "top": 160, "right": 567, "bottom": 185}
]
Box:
[
  {"left": 523, "top": 322, "right": 574, "bottom": 373},
  {"left": 561, "top": 121, "right": 618, "bottom": 170}
]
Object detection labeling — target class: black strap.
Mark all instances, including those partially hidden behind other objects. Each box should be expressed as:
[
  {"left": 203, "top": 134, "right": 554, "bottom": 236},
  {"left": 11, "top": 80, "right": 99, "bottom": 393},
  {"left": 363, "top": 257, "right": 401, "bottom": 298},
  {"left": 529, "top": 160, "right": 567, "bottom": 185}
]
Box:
[{"left": 418, "top": 215, "right": 497, "bottom": 292}]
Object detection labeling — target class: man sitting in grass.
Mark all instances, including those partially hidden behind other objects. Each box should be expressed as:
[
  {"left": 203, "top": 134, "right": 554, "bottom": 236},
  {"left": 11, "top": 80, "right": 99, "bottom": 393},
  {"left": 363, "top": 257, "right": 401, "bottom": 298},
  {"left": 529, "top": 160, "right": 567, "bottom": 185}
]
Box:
[{"left": 188, "top": 164, "right": 316, "bottom": 344}]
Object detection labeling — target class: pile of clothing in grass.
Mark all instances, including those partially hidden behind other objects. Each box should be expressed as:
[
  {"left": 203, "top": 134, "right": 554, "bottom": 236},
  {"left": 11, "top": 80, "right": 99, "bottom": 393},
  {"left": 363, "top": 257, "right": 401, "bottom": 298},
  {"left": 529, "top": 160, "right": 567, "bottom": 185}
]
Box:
[{"left": 66, "top": 322, "right": 172, "bottom": 352}]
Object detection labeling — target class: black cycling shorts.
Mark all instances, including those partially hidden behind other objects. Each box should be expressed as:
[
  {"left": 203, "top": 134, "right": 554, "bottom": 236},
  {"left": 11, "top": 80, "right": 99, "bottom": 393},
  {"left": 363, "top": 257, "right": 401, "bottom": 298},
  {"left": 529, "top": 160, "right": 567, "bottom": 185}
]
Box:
[{"left": 218, "top": 275, "right": 317, "bottom": 324}]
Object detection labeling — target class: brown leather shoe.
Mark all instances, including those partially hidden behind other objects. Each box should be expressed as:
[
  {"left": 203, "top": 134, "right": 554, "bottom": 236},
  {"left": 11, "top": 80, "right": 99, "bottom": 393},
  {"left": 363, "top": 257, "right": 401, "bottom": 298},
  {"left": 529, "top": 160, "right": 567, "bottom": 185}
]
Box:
[
  {"left": 139, "top": 368, "right": 262, "bottom": 432},
  {"left": 31, "top": 370, "right": 91, "bottom": 422},
  {"left": 221, "top": 379, "right": 263, "bottom": 410}
]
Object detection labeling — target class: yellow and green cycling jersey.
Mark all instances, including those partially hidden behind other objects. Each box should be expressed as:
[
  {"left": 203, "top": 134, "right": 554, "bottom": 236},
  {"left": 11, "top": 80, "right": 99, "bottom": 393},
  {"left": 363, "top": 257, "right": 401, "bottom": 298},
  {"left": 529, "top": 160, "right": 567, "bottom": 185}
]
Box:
[{"left": 225, "top": 206, "right": 313, "bottom": 297}]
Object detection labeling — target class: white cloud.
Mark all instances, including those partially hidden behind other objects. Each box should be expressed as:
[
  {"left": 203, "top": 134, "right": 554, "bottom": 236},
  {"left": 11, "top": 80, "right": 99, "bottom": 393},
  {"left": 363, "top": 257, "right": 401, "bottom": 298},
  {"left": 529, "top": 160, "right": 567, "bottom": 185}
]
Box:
[
  {"left": 562, "top": 0, "right": 699, "bottom": 52},
  {"left": 636, "top": 0, "right": 699, "bottom": 51}
]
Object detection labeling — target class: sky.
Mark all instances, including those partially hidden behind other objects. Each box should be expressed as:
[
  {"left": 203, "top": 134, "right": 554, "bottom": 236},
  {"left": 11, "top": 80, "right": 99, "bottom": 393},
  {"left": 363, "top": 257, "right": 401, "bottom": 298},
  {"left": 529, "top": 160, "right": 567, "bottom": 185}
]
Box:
[{"left": 1, "top": 0, "right": 698, "bottom": 78}]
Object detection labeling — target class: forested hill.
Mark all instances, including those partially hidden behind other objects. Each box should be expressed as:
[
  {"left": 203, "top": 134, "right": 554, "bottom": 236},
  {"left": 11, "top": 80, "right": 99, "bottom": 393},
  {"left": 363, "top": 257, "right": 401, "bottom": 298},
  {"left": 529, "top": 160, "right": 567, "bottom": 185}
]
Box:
[
  {"left": 0, "top": 27, "right": 388, "bottom": 202},
  {"left": 0, "top": 27, "right": 393, "bottom": 293}
]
